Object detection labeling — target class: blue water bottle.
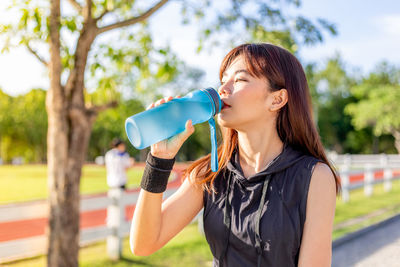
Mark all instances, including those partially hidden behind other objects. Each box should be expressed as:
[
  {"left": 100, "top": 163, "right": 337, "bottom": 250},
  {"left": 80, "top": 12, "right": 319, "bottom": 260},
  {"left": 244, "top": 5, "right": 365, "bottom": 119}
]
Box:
[{"left": 125, "top": 88, "right": 224, "bottom": 172}]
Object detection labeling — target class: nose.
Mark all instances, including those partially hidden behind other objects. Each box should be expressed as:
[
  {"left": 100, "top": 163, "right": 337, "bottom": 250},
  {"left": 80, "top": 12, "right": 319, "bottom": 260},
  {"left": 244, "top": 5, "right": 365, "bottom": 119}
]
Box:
[{"left": 218, "top": 82, "right": 231, "bottom": 97}]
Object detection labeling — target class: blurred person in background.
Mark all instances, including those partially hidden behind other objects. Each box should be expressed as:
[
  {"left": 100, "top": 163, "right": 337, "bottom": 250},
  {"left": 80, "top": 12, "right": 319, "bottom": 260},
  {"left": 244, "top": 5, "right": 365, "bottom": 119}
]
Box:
[{"left": 105, "top": 138, "right": 135, "bottom": 190}]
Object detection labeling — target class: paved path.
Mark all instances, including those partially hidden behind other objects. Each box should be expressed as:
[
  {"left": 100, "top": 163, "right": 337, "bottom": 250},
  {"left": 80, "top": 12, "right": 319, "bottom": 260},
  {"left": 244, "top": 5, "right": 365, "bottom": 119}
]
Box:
[{"left": 332, "top": 214, "right": 400, "bottom": 267}]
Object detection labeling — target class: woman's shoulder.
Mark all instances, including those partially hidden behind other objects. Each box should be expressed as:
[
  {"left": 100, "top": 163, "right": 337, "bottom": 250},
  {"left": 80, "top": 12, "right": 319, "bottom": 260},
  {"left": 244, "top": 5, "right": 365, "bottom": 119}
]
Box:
[
  {"left": 283, "top": 153, "right": 321, "bottom": 175},
  {"left": 298, "top": 152, "right": 336, "bottom": 192},
  {"left": 310, "top": 162, "right": 336, "bottom": 195},
  {"left": 276, "top": 155, "right": 328, "bottom": 195}
]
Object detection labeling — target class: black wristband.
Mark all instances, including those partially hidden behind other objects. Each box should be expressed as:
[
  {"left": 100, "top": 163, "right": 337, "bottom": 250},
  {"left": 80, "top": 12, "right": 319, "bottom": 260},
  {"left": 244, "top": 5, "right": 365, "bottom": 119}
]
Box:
[{"left": 140, "top": 152, "right": 176, "bottom": 193}]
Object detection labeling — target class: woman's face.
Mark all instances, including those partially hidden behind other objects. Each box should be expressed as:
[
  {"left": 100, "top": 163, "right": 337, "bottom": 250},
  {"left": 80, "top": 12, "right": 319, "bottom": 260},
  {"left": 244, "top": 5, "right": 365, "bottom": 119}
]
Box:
[{"left": 217, "top": 55, "right": 275, "bottom": 130}]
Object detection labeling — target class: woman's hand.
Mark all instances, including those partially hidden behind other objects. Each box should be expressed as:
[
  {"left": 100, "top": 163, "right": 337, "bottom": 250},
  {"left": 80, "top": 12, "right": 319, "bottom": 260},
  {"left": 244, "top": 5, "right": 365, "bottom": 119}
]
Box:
[{"left": 146, "top": 96, "right": 195, "bottom": 159}]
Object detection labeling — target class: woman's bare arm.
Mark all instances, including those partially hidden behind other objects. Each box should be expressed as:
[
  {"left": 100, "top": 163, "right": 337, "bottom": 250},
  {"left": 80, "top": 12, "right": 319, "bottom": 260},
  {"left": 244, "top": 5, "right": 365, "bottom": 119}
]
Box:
[
  {"left": 130, "top": 174, "right": 204, "bottom": 256},
  {"left": 129, "top": 95, "right": 202, "bottom": 256},
  {"left": 298, "top": 162, "right": 337, "bottom": 267}
]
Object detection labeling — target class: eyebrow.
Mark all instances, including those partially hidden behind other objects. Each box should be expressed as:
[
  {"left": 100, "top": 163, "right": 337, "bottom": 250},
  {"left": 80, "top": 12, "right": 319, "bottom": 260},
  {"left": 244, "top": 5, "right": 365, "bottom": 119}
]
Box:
[{"left": 222, "top": 69, "right": 250, "bottom": 77}]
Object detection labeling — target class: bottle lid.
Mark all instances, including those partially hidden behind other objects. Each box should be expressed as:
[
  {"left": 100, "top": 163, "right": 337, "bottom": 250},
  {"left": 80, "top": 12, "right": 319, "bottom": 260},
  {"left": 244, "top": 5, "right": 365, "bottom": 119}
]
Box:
[{"left": 202, "top": 88, "right": 224, "bottom": 116}]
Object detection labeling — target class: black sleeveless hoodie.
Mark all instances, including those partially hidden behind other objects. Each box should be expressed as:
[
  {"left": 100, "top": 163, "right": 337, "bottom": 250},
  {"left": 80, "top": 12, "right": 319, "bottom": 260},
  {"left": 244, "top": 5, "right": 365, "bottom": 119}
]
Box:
[{"left": 203, "top": 143, "right": 322, "bottom": 267}]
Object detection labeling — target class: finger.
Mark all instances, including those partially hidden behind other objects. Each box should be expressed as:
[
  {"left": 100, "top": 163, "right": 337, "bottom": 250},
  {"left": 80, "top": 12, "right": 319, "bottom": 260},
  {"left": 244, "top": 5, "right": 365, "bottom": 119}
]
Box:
[
  {"left": 186, "top": 119, "right": 194, "bottom": 133},
  {"left": 177, "top": 120, "right": 195, "bottom": 142}
]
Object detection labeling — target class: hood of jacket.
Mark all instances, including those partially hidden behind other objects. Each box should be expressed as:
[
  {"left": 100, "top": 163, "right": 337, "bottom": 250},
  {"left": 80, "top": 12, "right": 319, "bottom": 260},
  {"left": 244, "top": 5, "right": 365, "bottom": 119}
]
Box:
[{"left": 226, "top": 142, "right": 308, "bottom": 184}]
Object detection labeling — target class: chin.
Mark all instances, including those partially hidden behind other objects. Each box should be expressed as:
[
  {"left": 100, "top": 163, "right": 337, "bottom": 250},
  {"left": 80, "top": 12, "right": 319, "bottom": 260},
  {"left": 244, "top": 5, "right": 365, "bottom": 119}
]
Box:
[{"left": 217, "top": 114, "right": 236, "bottom": 129}]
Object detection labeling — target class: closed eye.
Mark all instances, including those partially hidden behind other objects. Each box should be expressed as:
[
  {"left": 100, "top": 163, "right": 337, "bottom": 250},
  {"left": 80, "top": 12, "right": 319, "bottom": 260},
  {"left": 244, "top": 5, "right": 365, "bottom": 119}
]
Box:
[{"left": 234, "top": 78, "right": 247, "bottom": 83}]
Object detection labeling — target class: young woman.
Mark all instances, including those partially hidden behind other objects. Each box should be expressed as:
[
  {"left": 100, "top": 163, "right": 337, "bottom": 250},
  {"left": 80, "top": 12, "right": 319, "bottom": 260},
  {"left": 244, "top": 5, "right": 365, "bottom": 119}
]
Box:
[{"left": 130, "top": 43, "right": 340, "bottom": 267}]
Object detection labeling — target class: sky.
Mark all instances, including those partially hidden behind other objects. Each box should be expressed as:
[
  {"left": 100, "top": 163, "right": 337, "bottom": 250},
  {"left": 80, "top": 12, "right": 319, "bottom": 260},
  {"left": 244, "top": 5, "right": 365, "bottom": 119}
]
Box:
[{"left": 0, "top": 0, "right": 399, "bottom": 96}]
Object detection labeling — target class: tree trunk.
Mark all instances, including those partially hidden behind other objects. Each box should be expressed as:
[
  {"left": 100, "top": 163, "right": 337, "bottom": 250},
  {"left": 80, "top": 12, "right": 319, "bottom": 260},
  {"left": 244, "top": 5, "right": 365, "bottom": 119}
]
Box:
[
  {"left": 46, "top": 86, "right": 96, "bottom": 262},
  {"left": 47, "top": 1, "right": 97, "bottom": 265},
  {"left": 45, "top": 0, "right": 168, "bottom": 264},
  {"left": 393, "top": 130, "right": 400, "bottom": 154},
  {"left": 372, "top": 135, "right": 379, "bottom": 154},
  {"left": 47, "top": 97, "right": 94, "bottom": 267}
]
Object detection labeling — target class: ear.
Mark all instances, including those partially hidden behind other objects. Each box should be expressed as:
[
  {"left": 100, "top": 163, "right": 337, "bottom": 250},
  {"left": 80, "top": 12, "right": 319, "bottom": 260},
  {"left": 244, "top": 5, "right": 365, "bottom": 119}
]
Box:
[{"left": 269, "top": 89, "right": 288, "bottom": 112}]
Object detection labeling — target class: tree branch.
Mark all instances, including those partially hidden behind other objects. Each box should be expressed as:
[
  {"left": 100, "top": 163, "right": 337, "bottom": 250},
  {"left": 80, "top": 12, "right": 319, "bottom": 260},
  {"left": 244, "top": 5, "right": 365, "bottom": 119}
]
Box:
[
  {"left": 84, "top": 0, "right": 92, "bottom": 21},
  {"left": 97, "top": 0, "right": 169, "bottom": 34},
  {"left": 86, "top": 100, "right": 118, "bottom": 124},
  {"left": 26, "top": 43, "right": 49, "bottom": 67},
  {"left": 69, "top": 105, "right": 89, "bottom": 128},
  {"left": 67, "top": 0, "right": 82, "bottom": 13},
  {"left": 95, "top": 8, "right": 109, "bottom": 22},
  {"left": 48, "top": 0, "right": 64, "bottom": 102},
  {"left": 64, "top": 21, "right": 97, "bottom": 103},
  {"left": 87, "top": 100, "right": 118, "bottom": 114}
]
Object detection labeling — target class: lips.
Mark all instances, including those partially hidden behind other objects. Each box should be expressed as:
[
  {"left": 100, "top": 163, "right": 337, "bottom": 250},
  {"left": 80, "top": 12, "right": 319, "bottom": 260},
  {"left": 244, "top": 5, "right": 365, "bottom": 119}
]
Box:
[{"left": 221, "top": 99, "right": 231, "bottom": 109}]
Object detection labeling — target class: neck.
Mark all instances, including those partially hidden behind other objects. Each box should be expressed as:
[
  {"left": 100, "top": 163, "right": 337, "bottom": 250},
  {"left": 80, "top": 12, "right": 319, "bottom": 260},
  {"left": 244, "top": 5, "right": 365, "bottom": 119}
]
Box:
[{"left": 237, "top": 124, "right": 284, "bottom": 175}]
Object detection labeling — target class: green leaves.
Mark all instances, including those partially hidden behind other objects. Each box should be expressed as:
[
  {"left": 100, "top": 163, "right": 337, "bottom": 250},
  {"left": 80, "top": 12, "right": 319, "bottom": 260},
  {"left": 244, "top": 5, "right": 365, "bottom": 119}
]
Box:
[
  {"left": 19, "top": 8, "right": 30, "bottom": 29},
  {"left": 2, "top": 0, "right": 339, "bottom": 96},
  {"left": 345, "top": 68, "right": 400, "bottom": 137},
  {"left": 182, "top": 0, "right": 337, "bottom": 53},
  {"left": 258, "top": 3, "right": 285, "bottom": 26},
  {"left": 86, "top": 22, "right": 182, "bottom": 103},
  {"left": 307, "top": 55, "right": 362, "bottom": 153},
  {"left": 0, "top": 0, "right": 354, "bottom": 159},
  {"left": 61, "top": 16, "right": 79, "bottom": 32},
  {"left": 0, "top": 89, "right": 47, "bottom": 163},
  {"left": 0, "top": 1, "right": 49, "bottom": 60},
  {"left": 88, "top": 97, "right": 145, "bottom": 159},
  {"left": 317, "top": 18, "right": 337, "bottom": 36},
  {"left": 304, "top": 55, "right": 399, "bottom": 154},
  {"left": 250, "top": 27, "right": 297, "bottom": 53},
  {"left": 33, "top": 7, "right": 42, "bottom": 32},
  {"left": 295, "top": 16, "right": 322, "bottom": 44},
  {"left": 295, "top": 15, "right": 338, "bottom": 45},
  {"left": 316, "top": 54, "right": 353, "bottom": 99}
]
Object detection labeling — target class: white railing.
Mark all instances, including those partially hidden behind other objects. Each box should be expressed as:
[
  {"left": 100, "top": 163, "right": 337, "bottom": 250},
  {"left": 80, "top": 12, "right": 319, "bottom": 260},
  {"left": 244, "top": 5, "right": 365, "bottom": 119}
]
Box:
[
  {"left": 0, "top": 186, "right": 181, "bottom": 263},
  {"left": 329, "top": 154, "right": 400, "bottom": 202},
  {"left": 329, "top": 153, "right": 400, "bottom": 169}
]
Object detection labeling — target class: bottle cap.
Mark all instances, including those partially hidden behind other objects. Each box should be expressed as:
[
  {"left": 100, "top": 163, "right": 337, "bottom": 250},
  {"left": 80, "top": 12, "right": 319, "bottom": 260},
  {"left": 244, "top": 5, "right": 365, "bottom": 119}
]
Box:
[{"left": 202, "top": 88, "right": 224, "bottom": 115}]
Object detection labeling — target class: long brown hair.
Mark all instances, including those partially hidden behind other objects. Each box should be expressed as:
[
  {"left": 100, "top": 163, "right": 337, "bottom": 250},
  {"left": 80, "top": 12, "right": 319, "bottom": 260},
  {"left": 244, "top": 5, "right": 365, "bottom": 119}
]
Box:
[{"left": 183, "top": 43, "right": 341, "bottom": 194}]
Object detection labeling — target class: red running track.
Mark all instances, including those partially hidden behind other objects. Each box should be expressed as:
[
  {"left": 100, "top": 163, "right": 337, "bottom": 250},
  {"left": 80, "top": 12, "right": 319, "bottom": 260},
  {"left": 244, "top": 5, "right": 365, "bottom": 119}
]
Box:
[
  {"left": 0, "top": 167, "right": 184, "bottom": 243},
  {"left": 1, "top": 168, "right": 399, "bottom": 243}
]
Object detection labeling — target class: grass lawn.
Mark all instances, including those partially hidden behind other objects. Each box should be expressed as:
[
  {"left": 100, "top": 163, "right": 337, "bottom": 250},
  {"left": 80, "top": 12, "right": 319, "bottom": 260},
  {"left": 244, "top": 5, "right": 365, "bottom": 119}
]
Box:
[
  {"left": 333, "top": 179, "right": 400, "bottom": 239},
  {"left": 0, "top": 165, "right": 144, "bottom": 204}
]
